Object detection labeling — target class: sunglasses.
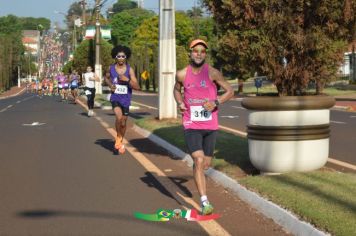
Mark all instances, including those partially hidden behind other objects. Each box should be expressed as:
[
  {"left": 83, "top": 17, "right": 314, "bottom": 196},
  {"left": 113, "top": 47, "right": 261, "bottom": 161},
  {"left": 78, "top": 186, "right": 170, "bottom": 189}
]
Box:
[
  {"left": 191, "top": 48, "right": 207, "bottom": 54},
  {"left": 116, "top": 55, "right": 127, "bottom": 59}
]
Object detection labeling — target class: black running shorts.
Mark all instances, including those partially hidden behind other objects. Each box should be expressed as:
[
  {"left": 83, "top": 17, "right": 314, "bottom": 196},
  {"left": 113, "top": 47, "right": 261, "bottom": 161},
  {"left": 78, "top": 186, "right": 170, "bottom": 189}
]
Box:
[
  {"left": 111, "top": 101, "right": 129, "bottom": 116},
  {"left": 184, "top": 129, "right": 217, "bottom": 157}
]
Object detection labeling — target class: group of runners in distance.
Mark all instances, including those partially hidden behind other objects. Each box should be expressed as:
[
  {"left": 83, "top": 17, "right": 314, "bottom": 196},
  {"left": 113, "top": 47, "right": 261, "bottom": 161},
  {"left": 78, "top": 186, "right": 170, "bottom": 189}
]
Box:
[
  {"left": 26, "top": 70, "right": 81, "bottom": 103},
  {"left": 27, "top": 38, "right": 233, "bottom": 216}
]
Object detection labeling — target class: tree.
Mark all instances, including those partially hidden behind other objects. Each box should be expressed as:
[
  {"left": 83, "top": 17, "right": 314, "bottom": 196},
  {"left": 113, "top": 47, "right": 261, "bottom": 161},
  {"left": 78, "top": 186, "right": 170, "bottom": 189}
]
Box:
[
  {"left": 131, "top": 13, "right": 195, "bottom": 91},
  {"left": 110, "top": 8, "right": 154, "bottom": 46},
  {"left": 112, "top": 0, "right": 137, "bottom": 14},
  {"left": 204, "top": 0, "right": 356, "bottom": 95},
  {"left": 0, "top": 15, "right": 24, "bottom": 91},
  {"left": 20, "top": 17, "right": 51, "bottom": 32},
  {"left": 72, "top": 39, "right": 113, "bottom": 76}
]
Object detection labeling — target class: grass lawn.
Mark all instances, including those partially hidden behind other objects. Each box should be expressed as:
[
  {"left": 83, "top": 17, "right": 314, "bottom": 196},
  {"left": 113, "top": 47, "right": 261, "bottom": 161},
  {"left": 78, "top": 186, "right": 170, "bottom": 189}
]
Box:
[{"left": 135, "top": 117, "right": 356, "bottom": 236}]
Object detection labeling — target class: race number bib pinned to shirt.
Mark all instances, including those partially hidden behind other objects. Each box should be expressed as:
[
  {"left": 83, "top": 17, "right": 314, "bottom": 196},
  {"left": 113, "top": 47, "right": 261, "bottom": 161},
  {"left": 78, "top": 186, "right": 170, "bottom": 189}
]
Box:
[
  {"left": 114, "top": 85, "right": 128, "bottom": 94},
  {"left": 190, "top": 106, "right": 212, "bottom": 122}
]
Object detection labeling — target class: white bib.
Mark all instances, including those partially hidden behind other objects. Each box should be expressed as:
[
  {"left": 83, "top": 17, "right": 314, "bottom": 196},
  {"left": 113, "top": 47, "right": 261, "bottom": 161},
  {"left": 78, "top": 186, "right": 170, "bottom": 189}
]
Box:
[
  {"left": 114, "top": 85, "right": 128, "bottom": 94},
  {"left": 190, "top": 106, "right": 212, "bottom": 122}
]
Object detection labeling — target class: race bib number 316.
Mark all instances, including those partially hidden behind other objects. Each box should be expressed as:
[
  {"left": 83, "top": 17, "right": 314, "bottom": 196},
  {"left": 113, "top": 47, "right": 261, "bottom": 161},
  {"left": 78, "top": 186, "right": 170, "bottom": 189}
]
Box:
[
  {"left": 114, "top": 85, "right": 128, "bottom": 94},
  {"left": 190, "top": 106, "right": 212, "bottom": 121}
]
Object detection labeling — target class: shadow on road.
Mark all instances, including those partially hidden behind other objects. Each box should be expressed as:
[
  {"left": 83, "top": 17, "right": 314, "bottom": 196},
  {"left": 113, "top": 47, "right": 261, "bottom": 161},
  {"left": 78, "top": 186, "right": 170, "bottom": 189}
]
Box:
[
  {"left": 129, "top": 138, "right": 172, "bottom": 156},
  {"left": 140, "top": 172, "right": 193, "bottom": 208},
  {"left": 16, "top": 209, "right": 206, "bottom": 234},
  {"left": 94, "top": 138, "right": 119, "bottom": 155}
]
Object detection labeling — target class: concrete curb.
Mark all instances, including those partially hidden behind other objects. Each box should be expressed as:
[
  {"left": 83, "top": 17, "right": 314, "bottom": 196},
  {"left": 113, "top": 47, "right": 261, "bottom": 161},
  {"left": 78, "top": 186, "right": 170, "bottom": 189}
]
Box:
[{"left": 132, "top": 124, "right": 329, "bottom": 236}]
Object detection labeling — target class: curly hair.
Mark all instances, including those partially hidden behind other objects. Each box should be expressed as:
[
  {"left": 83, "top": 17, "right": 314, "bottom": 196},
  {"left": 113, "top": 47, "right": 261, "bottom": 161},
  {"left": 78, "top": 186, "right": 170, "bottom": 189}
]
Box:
[{"left": 111, "top": 45, "right": 131, "bottom": 59}]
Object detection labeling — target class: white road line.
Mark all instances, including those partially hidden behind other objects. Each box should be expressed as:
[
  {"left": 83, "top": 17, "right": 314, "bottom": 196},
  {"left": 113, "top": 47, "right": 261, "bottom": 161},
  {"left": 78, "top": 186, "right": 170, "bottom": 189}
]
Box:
[
  {"left": 220, "top": 115, "right": 239, "bottom": 119},
  {"left": 7, "top": 105, "right": 13, "bottom": 108},
  {"left": 328, "top": 158, "right": 356, "bottom": 171},
  {"left": 232, "top": 106, "right": 246, "bottom": 110},
  {"left": 132, "top": 101, "right": 158, "bottom": 110},
  {"left": 350, "top": 116, "right": 356, "bottom": 118},
  {"left": 330, "top": 120, "right": 346, "bottom": 124},
  {"left": 16, "top": 101, "right": 21, "bottom": 104},
  {"left": 219, "top": 125, "right": 247, "bottom": 137}
]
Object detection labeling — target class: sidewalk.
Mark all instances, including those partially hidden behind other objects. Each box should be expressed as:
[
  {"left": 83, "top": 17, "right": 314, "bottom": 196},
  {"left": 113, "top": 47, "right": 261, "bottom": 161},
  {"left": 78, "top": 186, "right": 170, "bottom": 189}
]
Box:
[
  {"left": 334, "top": 95, "right": 356, "bottom": 111},
  {"left": 0, "top": 85, "right": 26, "bottom": 100}
]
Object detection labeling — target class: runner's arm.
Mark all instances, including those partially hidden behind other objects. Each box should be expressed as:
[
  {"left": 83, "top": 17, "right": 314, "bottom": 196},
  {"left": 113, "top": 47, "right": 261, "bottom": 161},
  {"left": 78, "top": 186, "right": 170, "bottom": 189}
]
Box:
[
  {"left": 104, "top": 70, "right": 115, "bottom": 92},
  {"left": 209, "top": 66, "right": 234, "bottom": 105},
  {"left": 128, "top": 67, "right": 141, "bottom": 90},
  {"left": 174, "top": 69, "right": 187, "bottom": 111}
]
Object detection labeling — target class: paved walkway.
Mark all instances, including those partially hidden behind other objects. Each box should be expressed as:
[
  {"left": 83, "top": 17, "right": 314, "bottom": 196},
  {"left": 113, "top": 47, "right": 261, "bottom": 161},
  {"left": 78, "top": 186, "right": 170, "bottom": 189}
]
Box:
[{"left": 0, "top": 86, "right": 26, "bottom": 100}]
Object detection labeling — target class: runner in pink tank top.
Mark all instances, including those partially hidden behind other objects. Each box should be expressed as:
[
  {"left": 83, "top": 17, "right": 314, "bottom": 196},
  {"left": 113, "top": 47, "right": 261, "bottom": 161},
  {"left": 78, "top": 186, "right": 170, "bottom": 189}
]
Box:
[
  {"left": 174, "top": 39, "right": 234, "bottom": 215},
  {"left": 182, "top": 63, "right": 219, "bottom": 130}
]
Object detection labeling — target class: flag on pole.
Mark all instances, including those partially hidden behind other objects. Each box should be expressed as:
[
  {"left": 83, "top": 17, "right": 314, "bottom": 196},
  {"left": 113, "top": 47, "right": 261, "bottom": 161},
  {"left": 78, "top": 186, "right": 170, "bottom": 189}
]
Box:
[
  {"left": 85, "top": 26, "right": 95, "bottom": 39},
  {"left": 101, "top": 26, "right": 111, "bottom": 40}
]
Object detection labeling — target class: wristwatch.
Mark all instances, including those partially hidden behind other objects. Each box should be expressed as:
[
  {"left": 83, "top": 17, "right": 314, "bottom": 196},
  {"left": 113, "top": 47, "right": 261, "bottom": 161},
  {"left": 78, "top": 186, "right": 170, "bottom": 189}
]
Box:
[{"left": 214, "top": 99, "right": 220, "bottom": 106}]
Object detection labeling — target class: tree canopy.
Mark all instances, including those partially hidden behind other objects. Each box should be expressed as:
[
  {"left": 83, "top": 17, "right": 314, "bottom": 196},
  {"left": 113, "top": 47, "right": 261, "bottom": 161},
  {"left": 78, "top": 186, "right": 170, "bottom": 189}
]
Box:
[
  {"left": 204, "top": 0, "right": 356, "bottom": 95},
  {"left": 112, "top": 0, "right": 137, "bottom": 14}
]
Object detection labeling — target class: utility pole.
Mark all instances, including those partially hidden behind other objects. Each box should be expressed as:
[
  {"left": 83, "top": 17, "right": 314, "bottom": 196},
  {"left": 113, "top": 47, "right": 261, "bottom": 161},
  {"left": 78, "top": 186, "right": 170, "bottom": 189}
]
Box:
[
  {"left": 158, "top": 0, "right": 177, "bottom": 119},
  {"left": 79, "top": 0, "right": 86, "bottom": 39},
  {"left": 94, "top": 0, "right": 103, "bottom": 94}
]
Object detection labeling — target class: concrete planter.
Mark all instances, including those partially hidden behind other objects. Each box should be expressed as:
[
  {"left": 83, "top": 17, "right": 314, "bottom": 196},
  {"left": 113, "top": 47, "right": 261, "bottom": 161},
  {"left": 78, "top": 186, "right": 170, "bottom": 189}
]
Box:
[{"left": 241, "top": 95, "right": 335, "bottom": 174}]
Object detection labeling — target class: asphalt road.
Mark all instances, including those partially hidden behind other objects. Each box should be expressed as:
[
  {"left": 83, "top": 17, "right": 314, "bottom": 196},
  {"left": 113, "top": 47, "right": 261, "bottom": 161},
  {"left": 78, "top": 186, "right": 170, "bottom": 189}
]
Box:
[
  {"left": 131, "top": 92, "right": 356, "bottom": 168},
  {"left": 0, "top": 93, "right": 288, "bottom": 235}
]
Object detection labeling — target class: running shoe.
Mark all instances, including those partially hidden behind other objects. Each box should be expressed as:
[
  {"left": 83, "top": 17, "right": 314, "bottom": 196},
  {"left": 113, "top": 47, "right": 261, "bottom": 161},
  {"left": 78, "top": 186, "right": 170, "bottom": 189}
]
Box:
[
  {"left": 118, "top": 144, "right": 126, "bottom": 154},
  {"left": 201, "top": 202, "right": 214, "bottom": 215},
  {"left": 114, "top": 136, "right": 122, "bottom": 150}
]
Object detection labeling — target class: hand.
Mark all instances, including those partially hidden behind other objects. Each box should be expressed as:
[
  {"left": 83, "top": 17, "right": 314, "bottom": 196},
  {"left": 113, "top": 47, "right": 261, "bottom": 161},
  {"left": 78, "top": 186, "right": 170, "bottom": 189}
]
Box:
[
  {"left": 203, "top": 101, "right": 216, "bottom": 111},
  {"left": 178, "top": 102, "right": 187, "bottom": 112},
  {"left": 119, "top": 74, "right": 129, "bottom": 82},
  {"left": 110, "top": 84, "right": 116, "bottom": 92}
]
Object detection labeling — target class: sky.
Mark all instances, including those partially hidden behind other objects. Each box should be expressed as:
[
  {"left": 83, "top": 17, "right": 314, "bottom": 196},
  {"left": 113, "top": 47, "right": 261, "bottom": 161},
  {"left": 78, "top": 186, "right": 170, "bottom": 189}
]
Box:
[{"left": 0, "top": 0, "right": 198, "bottom": 28}]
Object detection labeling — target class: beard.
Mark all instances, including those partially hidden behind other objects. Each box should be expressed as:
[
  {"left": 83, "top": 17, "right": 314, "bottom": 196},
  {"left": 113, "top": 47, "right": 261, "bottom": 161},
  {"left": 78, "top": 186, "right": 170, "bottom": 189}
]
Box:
[{"left": 190, "top": 59, "right": 205, "bottom": 68}]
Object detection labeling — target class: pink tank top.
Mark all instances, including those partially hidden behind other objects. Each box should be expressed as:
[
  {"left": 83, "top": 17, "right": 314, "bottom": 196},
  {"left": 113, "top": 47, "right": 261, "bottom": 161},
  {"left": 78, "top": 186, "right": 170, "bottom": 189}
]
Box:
[{"left": 183, "top": 64, "right": 218, "bottom": 130}]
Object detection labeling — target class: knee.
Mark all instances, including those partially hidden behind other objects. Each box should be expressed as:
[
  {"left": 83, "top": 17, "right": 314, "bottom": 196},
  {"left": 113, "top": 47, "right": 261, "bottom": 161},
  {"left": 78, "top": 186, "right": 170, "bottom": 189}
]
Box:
[{"left": 194, "top": 157, "right": 205, "bottom": 170}]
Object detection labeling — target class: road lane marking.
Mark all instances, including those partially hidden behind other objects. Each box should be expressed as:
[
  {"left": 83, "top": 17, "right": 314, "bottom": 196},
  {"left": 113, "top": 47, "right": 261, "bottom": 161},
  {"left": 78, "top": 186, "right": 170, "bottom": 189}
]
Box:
[
  {"left": 22, "top": 122, "right": 46, "bottom": 126},
  {"left": 351, "top": 116, "right": 356, "bottom": 118},
  {"left": 219, "top": 125, "right": 247, "bottom": 137},
  {"left": 16, "top": 101, "right": 21, "bottom": 104},
  {"left": 328, "top": 158, "right": 356, "bottom": 171},
  {"left": 330, "top": 120, "right": 346, "bottom": 124},
  {"left": 0, "top": 104, "right": 14, "bottom": 112},
  {"left": 132, "top": 101, "right": 158, "bottom": 110},
  {"left": 232, "top": 106, "right": 245, "bottom": 110},
  {"left": 221, "top": 115, "right": 239, "bottom": 119}
]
